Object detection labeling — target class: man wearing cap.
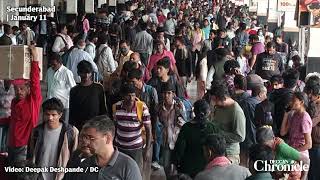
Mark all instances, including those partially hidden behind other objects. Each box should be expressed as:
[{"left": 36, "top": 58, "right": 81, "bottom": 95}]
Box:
[{"left": 0, "top": 45, "right": 42, "bottom": 163}]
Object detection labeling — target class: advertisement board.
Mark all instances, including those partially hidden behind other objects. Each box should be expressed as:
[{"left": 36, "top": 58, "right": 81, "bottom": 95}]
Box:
[{"left": 278, "top": 0, "right": 297, "bottom": 12}]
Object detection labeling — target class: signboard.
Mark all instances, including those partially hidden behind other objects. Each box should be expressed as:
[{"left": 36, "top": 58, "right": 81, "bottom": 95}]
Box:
[
  {"left": 278, "top": 0, "right": 297, "bottom": 12},
  {"left": 85, "top": 0, "right": 95, "bottom": 13}
]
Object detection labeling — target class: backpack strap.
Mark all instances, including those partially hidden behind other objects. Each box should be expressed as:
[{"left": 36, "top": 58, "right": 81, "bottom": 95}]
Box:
[
  {"left": 66, "top": 126, "right": 75, "bottom": 152},
  {"left": 135, "top": 97, "right": 144, "bottom": 122},
  {"left": 56, "top": 34, "right": 68, "bottom": 46}
]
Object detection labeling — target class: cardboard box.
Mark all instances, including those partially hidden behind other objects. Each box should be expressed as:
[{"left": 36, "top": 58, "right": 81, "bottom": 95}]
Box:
[{"left": 0, "top": 45, "right": 43, "bottom": 80}]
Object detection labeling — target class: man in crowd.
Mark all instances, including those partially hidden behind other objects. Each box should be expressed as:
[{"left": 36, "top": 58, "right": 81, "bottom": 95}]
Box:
[
  {"left": 46, "top": 53, "right": 76, "bottom": 123},
  {"left": 29, "top": 98, "right": 78, "bottom": 180},
  {"left": 66, "top": 39, "right": 98, "bottom": 83},
  {"left": 69, "top": 60, "right": 107, "bottom": 130},
  {"left": 132, "top": 21, "right": 153, "bottom": 66},
  {"left": 194, "top": 134, "right": 251, "bottom": 180},
  {"left": 249, "top": 35, "right": 265, "bottom": 71},
  {"left": 72, "top": 116, "right": 142, "bottom": 180},
  {"left": 209, "top": 81, "right": 246, "bottom": 164},
  {"left": 255, "top": 42, "right": 284, "bottom": 80},
  {"left": 113, "top": 83, "right": 152, "bottom": 173},
  {"left": 85, "top": 32, "right": 98, "bottom": 60},
  {"left": 0, "top": 24, "right": 12, "bottom": 45},
  {"left": 0, "top": 46, "right": 41, "bottom": 163},
  {"left": 239, "top": 85, "right": 268, "bottom": 166},
  {"left": 148, "top": 57, "right": 185, "bottom": 101}
]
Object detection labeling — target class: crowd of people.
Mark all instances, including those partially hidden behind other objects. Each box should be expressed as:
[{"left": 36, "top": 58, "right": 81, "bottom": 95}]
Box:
[{"left": 0, "top": 0, "right": 319, "bottom": 180}]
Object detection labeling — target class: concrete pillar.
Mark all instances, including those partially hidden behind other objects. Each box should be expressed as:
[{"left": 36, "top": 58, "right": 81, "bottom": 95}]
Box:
[
  {"left": 85, "top": 0, "right": 94, "bottom": 13},
  {"left": 1, "top": 0, "right": 19, "bottom": 26},
  {"left": 40, "top": 0, "right": 55, "bottom": 17},
  {"left": 98, "top": 0, "right": 106, "bottom": 8},
  {"left": 66, "top": 0, "right": 77, "bottom": 14}
]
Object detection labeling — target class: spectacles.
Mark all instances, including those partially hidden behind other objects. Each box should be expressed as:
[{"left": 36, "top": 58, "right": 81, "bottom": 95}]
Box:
[{"left": 80, "top": 135, "right": 97, "bottom": 142}]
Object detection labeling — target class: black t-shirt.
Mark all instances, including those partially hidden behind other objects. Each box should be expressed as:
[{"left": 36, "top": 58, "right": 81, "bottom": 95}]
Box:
[
  {"left": 175, "top": 48, "right": 192, "bottom": 77},
  {"left": 255, "top": 52, "right": 284, "bottom": 80},
  {"left": 69, "top": 83, "right": 107, "bottom": 130}
]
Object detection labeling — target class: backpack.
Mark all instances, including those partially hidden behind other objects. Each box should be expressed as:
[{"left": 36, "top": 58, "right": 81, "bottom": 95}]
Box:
[
  {"left": 112, "top": 98, "right": 147, "bottom": 143},
  {"left": 254, "top": 99, "right": 274, "bottom": 128},
  {"left": 55, "top": 34, "right": 74, "bottom": 66},
  {"left": 174, "top": 97, "right": 193, "bottom": 122}
]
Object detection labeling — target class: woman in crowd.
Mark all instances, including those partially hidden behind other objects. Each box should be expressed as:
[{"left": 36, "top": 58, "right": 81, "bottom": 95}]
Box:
[
  {"left": 281, "top": 92, "right": 312, "bottom": 180},
  {"left": 172, "top": 99, "right": 219, "bottom": 178}
]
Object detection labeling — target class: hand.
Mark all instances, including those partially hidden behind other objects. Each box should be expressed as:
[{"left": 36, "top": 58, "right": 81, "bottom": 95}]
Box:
[
  {"left": 187, "top": 77, "right": 192, "bottom": 83},
  {"left": 29, "top": 45, "right": 38, "bottom": 61},
  {"left": 143, "top": 146, "right": 151, "bottom": 162}
]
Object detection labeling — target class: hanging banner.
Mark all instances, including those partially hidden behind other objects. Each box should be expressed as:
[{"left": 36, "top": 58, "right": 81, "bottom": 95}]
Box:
[{"left": 278, "top": 0, "right": 297, "bottom": 12}]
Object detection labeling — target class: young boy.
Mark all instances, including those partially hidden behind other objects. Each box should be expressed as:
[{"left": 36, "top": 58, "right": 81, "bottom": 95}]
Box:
[
  {"left": 29, "top": 98, "right": 78, "bottom": 180},
  {"left": 148, "top": 57, "right": 185, "bottom": 101},
  {"left": 153, "top": 82, "right": 186, "bottom": 172}
]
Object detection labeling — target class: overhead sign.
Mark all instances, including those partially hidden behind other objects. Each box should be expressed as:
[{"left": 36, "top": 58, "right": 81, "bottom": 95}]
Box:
[{"left": 278, "top": 0, "right": 297, "bottom": 12}]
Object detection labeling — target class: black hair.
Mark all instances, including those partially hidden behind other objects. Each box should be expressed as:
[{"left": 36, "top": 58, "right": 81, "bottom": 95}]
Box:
[
  {"left": 292, "top": 55, "right": 301, "bottom": 62},
  {"left": 209, "top": 80, "right": 229, "bottom": 101},
  {"left": 139, "top": 21, "right": 148, "bottom": 30},
  {"left": 119, "top": 39, "right": 129, "bottom": 46},
  {"left": 193, "top": 99, "right": 210, "bottom": 129},
  {"left": 266, "top": 42, "right": 276, "bottom": 49},
  {"left": 249, "top": 144, "right": 274, "bottom": 172},
  {"left": 161, "top": 81, "right": 176, "bottom": 93},
  {"left": 239, "top": 22, "right": 247, "bottom": 31},
  {"left": 157, "top": 57, "right": 171, "bottom": 69},
  {"left": 57, "top": 24, "right": 66, "bottom": 33},
  {"left": 3, "top": 24, "right": 11, "bottom": 34},
  {"left": 49, "top": 53, "right": 62, "bottom": 64},
  {"left": 234, "top": 74, "right": 247, "bottom": 91},
  {"left": 205, "top": 134, "right": 227, "bottom": 156},
  {"left": 122, "top": 61, "right": 138, "bottom": 74},
  {"left": 251, "top": 34, "right": 259, "bottom": 41},
  {"left": 120, "top": 82, "right": 136, "bottom": 95},
  {"left": 305, "top": 76, "right": 320, "bottom": 118},
  {"left": 210, "top": 29, "right": 217, "bottom": 35},
  {"left": 77, "top": 60, "right": 93, "bottom": 74},
  {"left": 42, "top": 98, "right": 64, "bottom": 114},
  {"left": 223, "top": 60, "right": 240, "bottom": 74},
  {"left": 12, "top": 25, "right": 19, "bottom": 31},
  {"left": 282, "top": 69, "right": 299, "bottom": 89},
  {"left": 127, "top": 68, "right": 143, "bottom": 80},
  {"left": 270, "top": 75, "right": 284, "bottom": 84},
  {"left": 293, "top": 92, "right": 309, "bottom": 110},
  {"left": 87, "top": 32, "right": 98, "bottom": 42},
  {"left": 99, "top": 33, "right": 109, "bottom": 44}
]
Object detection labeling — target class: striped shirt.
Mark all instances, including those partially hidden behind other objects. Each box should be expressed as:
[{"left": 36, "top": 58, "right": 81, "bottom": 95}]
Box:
[{"left": 114, "top": 100, "right": 151, "bottom": 150}]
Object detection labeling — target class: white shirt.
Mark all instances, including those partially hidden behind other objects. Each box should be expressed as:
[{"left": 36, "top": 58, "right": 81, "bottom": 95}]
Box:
[
  {"left": 96, "top": 44, "right": 117, "bottom": 76},
  {"left": 52, "top": 34, "right": 74, "bottom": 54},
  {"left": 46, "top": 65, "right": 76, "bottom": 108},
  {"left": 66, "top": 48, "right": 99, "bottom": 83},
  {"left": 85, "top": 42, "right": 96, "bottom": 60}
]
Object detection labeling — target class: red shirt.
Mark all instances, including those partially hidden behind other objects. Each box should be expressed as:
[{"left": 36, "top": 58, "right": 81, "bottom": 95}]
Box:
[
  {"left": 0, "top": 61, "right": 42, "bottom": 147},
  {"left": 147, "top": 50, "right": 176, "bottom": 75},
  {"left": 157, "top": 15, "right": 166, "bottom": 25}
]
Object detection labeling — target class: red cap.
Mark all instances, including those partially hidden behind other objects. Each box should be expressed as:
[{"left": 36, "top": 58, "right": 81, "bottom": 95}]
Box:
[{"left": 11, "top": 79, "right": 29, "bottom": 86}]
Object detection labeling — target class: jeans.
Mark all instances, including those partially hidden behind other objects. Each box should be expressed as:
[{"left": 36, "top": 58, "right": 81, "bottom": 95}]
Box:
[
  {"left": 308, "top": 146, "right": 320, "bottom": 180},
  {"left": 119, "top": 147, "right": 143, "bottom": 173},
  {"left": 8, "top": 146, "right": 27, "bottom": 164},
  {"left": 153, "top": 120, "right": 163, "bottom": 162}
]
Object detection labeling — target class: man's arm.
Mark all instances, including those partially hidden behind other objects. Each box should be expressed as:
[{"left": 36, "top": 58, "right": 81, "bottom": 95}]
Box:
[
  {"left": 30, "top": 46, "right": 42, "bottom": 127},
  {"left": 98, "top": 84, "right": 108, "bottom": 115}
]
